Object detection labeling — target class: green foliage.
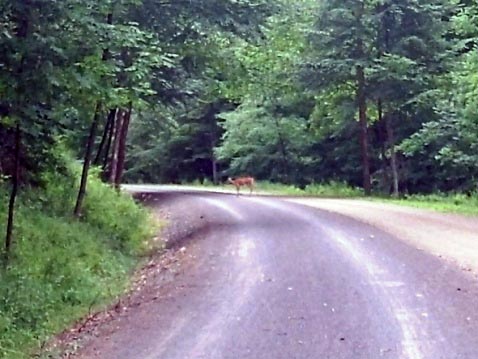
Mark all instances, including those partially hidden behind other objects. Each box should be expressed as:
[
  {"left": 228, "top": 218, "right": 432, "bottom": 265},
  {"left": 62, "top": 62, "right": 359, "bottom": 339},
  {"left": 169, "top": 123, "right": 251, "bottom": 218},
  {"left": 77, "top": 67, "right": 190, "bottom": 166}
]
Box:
[
  {"left": 0, "top": 173, "right": 152, "bottom": 358},
  {"left": 304, "top": 182, "right": 364, "bottom": 198},
  {"left": 216, "top": 100, "right": 316, "bottom": 184},
  {"left": 83, "top": 173, "right": 151, "bottom": 254},
  {"left": 382, "top": 192, "right": 478, "bottom": 216}
]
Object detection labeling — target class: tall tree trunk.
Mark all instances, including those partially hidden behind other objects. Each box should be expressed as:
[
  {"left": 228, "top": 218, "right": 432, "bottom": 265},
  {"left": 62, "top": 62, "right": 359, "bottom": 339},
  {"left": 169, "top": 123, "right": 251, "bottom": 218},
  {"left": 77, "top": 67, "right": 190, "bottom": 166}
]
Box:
[
  {"left": 74, "top": 12, "right": 113, "bottom": 216},
  {"left": 376, "top": 100, "right": 388, "bottom": 191},
  {"left": 5, "top": 10, "right": 28, "bottom": 263},
  {"left": 114, "top": 103, "right": 133, "bottom": 190},
  {"left": 385, "top": 112, "right": 399, "bottom": 197},
  {"left": 94, "top": 108, "right": 116, "bottom": 166},
  {"left": 209, "top": 134, "right": 218, "bottom": 185},
  {"left": 102, "top": 108, "right": 117, "bottom": 178},
  {"left": 74, "top": 103, "right": 101, "bottom": 217},
  {"left": 109, "top": 109, "right": 124, "bottom": 184},
  {"left": 4, "top": 124, "right": 21, "bottom": 264},
  {"left": 356, "top": 65, "right": 371, "bottom": 195},
  {"left": 274, "top": 117, "right": 291, "bottom": 183},
  {"left": 212, "top": 158, "right": 218, "bottom": 185}
]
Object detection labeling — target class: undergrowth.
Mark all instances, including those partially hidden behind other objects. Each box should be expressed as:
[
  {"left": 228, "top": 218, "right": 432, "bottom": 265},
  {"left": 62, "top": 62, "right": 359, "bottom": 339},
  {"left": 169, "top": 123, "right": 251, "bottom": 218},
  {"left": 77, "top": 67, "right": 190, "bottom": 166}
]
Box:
[{"left": 0, "top": 170, "right": 153, "bottom": 358}]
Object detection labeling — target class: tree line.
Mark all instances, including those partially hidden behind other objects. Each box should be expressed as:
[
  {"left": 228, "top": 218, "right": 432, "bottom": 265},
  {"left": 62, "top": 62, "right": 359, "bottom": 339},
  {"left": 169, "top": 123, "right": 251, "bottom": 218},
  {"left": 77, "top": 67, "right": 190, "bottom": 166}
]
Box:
[{"left": 125, "top": 0, "right": 478, "bottom": 197}]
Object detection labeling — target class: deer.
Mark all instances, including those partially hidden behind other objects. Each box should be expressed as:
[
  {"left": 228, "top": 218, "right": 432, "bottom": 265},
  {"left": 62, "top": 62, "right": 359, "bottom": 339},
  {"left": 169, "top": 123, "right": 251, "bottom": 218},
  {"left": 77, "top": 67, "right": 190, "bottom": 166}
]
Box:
[{"left": 227, "top": 176, "right": 255, "bottom": 196}]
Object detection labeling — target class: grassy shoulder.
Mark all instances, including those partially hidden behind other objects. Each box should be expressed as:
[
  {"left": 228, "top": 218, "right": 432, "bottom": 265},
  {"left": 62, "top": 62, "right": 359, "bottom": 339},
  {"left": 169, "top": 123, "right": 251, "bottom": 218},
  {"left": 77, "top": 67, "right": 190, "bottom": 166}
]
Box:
[
  {"left": 0, "top": 172, "right": 155, "bottom": 358},
  {"left": 190, "top": 180, "right": 478, "bottom": 216},
  {"left": 374, "top": 193, "right": 478, "bottom": 216},
  {"left": 270, "top": 182, "right": 478, "bottom": 216}
]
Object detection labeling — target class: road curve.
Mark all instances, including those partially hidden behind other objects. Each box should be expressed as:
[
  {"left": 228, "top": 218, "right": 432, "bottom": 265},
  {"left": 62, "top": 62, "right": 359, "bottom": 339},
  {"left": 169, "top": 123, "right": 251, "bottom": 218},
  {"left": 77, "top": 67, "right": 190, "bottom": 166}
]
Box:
[{"left": 76, "top": 189, "right": 478, "bottom": 359}]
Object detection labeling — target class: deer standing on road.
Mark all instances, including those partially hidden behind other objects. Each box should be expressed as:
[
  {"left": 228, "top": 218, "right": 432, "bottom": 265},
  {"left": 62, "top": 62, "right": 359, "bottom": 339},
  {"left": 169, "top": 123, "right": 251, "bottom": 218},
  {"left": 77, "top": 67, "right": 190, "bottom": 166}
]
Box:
[{"left": 228, "top": 176, "right": 255, "bottom": 196}]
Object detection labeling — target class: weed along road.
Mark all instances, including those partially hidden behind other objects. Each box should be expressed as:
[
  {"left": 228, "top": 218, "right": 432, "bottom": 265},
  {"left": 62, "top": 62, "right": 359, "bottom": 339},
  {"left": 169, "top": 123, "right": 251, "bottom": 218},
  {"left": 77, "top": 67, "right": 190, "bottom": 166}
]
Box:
[{"left": 77, "top": 187, "right": 478, "bottom": 359}]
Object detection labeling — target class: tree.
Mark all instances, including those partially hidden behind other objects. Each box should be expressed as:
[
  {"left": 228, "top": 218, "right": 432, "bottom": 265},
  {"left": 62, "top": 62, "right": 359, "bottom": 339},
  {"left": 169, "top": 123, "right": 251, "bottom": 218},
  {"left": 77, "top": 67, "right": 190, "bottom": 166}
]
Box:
[
  {"left": 216, "top": 100, "right": 315, "bottom": 184},
  {"left": 398, "top": 1, "right": 478, "bottom": 192},
  {"left": 370, "top": 0, "right": 452, "bottom": 196},
  {"left": 0, "top": 0, "right": 73, "bottom": 260},
  {"left": 302, "top": 0, "right": 376, "bottom": 194}
]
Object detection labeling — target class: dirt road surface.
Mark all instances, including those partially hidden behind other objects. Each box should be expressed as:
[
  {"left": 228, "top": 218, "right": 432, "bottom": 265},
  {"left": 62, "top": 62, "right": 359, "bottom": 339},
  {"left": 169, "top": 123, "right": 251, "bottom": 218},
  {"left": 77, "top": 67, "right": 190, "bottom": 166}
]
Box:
[{"left": 73, "top": 188, "right": 478, "bottom": 359}]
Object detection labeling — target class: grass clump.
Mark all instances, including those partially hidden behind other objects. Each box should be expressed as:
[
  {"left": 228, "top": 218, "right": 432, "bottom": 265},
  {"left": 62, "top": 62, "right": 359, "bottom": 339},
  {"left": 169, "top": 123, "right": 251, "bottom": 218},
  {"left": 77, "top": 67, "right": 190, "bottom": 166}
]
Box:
[{"left": 0, "top": 171, "right": 153, "bottom": 358}]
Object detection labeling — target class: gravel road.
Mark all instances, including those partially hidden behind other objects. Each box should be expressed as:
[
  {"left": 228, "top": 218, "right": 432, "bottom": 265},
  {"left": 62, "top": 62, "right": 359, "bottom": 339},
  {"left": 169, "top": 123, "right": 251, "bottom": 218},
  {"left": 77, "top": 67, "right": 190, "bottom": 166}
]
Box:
[{"left": 73, "top": 189, "right": 478, "bottom": 359}]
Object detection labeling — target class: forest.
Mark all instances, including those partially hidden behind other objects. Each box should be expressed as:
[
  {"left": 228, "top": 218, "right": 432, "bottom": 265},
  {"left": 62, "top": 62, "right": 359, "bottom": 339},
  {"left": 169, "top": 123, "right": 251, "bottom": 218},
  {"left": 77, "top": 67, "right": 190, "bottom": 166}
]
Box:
[{"left": 0, "top": 0, "right": 477, "bottom": 357}]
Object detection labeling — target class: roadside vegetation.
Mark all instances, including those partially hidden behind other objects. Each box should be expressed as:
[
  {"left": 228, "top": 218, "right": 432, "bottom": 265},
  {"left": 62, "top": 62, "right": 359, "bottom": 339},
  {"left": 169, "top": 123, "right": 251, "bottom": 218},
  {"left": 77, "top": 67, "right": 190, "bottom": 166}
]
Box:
[
  {"left": 0, "top": 163, "right": 153, "bottom": 358},
  {"left": 257, "top": 183, "right": 478, "bottom": 216},
  {"left": 380, "top": 193, "right": 478, "bottom": 216}
]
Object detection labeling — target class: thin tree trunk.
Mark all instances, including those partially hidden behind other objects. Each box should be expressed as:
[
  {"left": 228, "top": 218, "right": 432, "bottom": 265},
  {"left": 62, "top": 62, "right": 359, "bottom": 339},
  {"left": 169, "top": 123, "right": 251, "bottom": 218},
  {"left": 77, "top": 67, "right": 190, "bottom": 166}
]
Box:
[
  {"left": 114, "top": 102, "right": 133, "bottom": 190},
  {"left": 109, "top": 109, "right": 124, "bottom": 184},
  {"left": 212, "top": 158, "right": 218, "bottom": 185},
  {"left": 4, "top": 124, "right": 21, "bottom": 264},
  {"left": 74, "top": 12, "right": 113, "bottom": 215},
  {"left": 385, "top": 112, "right": 399, "bottom": 197},
  {"left": 5, "top": 10, "right": 28, "bottom": 263},
  {"left": 274, "top": 117, "right": 290, "bottom": 183},
  {"left": 209, "top": 134, "right": 218, "bottom": 185},
  {"left": 377, "top": 99, "right": 389, "bottom": 192},
  {"left": 94, "top": 108, "right": 116, "bottom": 166},
  {"left": 356, "top": 65, "right": 371, "bottom": 195},
  {"left": 74, "top": 103, "right": 101, "bottom": 217},
  {"left": 102, "top": 108, "right": 117, "bottom": 177}
]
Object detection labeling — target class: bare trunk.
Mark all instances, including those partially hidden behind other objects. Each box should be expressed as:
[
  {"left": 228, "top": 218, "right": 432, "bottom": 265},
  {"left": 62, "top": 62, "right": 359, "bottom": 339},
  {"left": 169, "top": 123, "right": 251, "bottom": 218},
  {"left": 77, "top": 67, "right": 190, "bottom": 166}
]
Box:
[
  {"left": 4, "top": 124, "right": 21, "bottom": 264},
  {"left": 356, "top": 65, "right": 371, "bottom": 195},
  {"left": 74, "top": 103, "right": 101, "bottom": 217},
  {"left": 114, "top": 103, "right": 133, "bottom": 190},
  {"left": 102, "top": 108, "right": 117, "bottom": 178},
  {"left": 74, "top": 12, "right": 113, "bottom": 215},
  {"left": 385, "top": 113, "right": 399, "bottom": 197},
  {"left": 212, "top": 158, "right": 218, "bottom": 185},
  {"left": 377, "top": 100, "right": 389, "bottom": 192},
  {"left": 209, "top": 135, "right": 218, "bottom": 185},
  {"left": 5, "top": 10, "right": 27, "bottom": 263},
  {"left": 109, "top": 109, "right": 124, "bottom": 184},
  {"left": 94, "top": 108, "right": 116, "bottom": 166},
  {"left": 274, "top": 117, "right": 290, "bottom": 183}
]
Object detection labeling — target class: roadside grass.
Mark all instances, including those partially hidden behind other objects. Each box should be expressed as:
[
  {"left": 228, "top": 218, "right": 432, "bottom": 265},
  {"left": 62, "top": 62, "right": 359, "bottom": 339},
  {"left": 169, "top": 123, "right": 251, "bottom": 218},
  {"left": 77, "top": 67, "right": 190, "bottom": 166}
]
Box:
[
  {"left": 0, "top": 172, "right": 154, "bottom": 359},
  {"left": 187, "top": 180, "right": 365, "bottom": 197},
  {"left": 253, "top": 181, "right": 365, "bottom": 197},
  {"left": 186, "top": 180, "right": 478, "bottom": 216},
  {"left": 377, "top": 192, "right": 478, "bottom": 216}
]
